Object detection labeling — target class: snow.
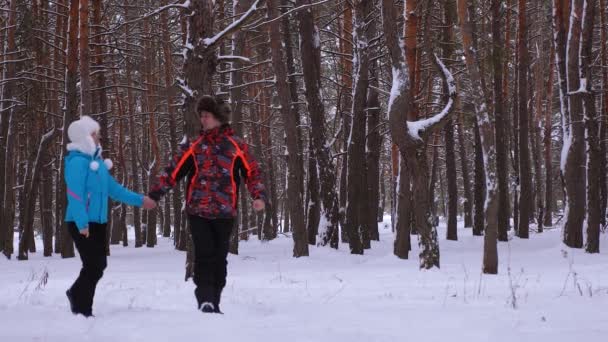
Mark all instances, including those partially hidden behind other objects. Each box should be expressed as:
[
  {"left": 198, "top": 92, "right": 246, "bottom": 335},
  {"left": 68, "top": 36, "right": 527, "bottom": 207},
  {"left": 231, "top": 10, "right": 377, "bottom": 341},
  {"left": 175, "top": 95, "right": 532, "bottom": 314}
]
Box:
[
  {"left": 1, "top": 219, "right": 608, "bottom": 341},
  {"left": 312, "top": 26, "right": 321, "bottom": 49},
  {"left": 388, "top": 65, "right": 408, "bottom": 112},
  {"left": 406, "top": 55, "right": 455, "bottom": 140},
  {"left": 218, "top": 55, "right": 251, "bottom": 63},
  {"left": 202, "top": 0, "right": 259, "bottom": 46}
]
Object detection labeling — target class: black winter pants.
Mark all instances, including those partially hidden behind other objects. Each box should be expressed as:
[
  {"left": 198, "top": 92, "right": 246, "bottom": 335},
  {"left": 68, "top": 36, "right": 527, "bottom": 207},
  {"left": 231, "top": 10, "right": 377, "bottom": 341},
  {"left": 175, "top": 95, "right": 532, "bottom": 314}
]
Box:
[
  {"left": 189, "top": 215, "right": 233, "bottom": 310},
  {"left": 67, "top": 222, "right": 107, "bottom": 316}
]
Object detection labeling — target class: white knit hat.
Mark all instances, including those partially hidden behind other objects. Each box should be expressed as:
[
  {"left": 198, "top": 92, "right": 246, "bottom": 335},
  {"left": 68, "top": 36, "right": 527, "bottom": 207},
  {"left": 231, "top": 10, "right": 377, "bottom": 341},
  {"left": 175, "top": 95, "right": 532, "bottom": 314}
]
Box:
[{"left": 66, "top": 116, "right": 113, "bottom": 170}]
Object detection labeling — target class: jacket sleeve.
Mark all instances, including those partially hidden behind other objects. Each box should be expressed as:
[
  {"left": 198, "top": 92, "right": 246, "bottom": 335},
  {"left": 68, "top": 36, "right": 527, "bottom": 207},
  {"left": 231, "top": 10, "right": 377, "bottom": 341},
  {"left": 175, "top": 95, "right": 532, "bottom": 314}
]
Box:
[
  {"left": 148, "top": 142, "right": 195, "bottom": 201},
  {"left": 235, "top": 140, "right": 267, "bottom": 203},
  {"left": 65, "top": 157, "right": 90, "bottom": 231},
  {"left": 108, "top": 175, "right": 144, "bottom": 207}
]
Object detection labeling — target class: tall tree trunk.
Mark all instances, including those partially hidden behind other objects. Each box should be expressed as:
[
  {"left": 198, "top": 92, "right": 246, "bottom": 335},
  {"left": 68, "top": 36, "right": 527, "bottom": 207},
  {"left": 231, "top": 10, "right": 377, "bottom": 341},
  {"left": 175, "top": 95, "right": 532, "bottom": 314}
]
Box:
[
  {"left": 598, "top": 0, "right": 608, "bottom": 228},
  {"left": 494, "top": 0, "right": 510, "bottom": 241},
  {"left": 54, "top": 0, "right": 68, "bottom": 254},
  {"left": 229, "top": 0, "right": 252, "bottom": 253},
  {"left": 443, "top": 0, "right": 458, "bottom": 241},
  {"left": 457, "top": 0, "right": 500, "bottom": 274},
  {"left": 345, "top": 0, "right": 375, "bottom": 254},
  {"left": 297, "top": 0, "right": 340, "bottom": 248},
  {"left": 517, "top": 0, "right": 531, "bottom": 239},
  {"left": 394, "top": 157, "right": 412, "bottom": 258},
  {"left": 473, "top": 121, "right": 485, "bottom": 237},
  {"left": 306, "top": 141, "right": 320, "bottom": 245},
  {"left": 382, "top": 0, "right": 457, "bottom": 268},
  {"left": 581, "top": 0, "right": 599, "bottom": 253},
  {"left": 267, "top": 0, "right": 308, "bottom": 257},
  {"left": 59, "top": 0, "right": 81, "bottom": 258},
  {"left": 18, "top": 129, "right": 57, "bottom": 260},
  {"left": 79, "top": 0, "right": 92, "bottom": 116},
  {"left": 366, "top": 63, "right": 382, "bottom": 241},
  {"left": 457, "top": 112, "right": 473, "bottom": 229},
  {"left": 563, "top": 0, "right": 586, "bottom": 248},
  {"left": 531, "top": 5, "right": 548, "bottom": 233},
  {"left": 339, "top": 2, "right": 353, "bottom": 243},
  {"left": 544, "top": 38, "right": 556, "bottom": 227},
  {"left": 123, "top": 4, "right": 143, "bottom": 248},
  {"left": 1, "top": 0, "right": 18, "bottom": 258}
]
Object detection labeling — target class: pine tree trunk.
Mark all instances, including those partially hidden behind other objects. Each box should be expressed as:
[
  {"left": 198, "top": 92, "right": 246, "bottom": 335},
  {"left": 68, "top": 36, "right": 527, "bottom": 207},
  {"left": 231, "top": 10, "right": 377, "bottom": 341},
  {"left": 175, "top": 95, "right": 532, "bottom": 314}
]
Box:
[
  {"left": 59, "top": 0, "right": 81, "bottom": 259},
  {"left": 544, "top": 39, "right": 556, "bottom": 227},
  {"left": 394, "top": 157, "right": 412, "bottom": 259},
  {"left": 297, "top": 0, "right": 341, "bottom": 249},
  {"left": 473, "top": 121, "right": 485, "bottom": 237},
  {"left": 79, "top": 0, "right": 92, "bottom": 116},
  {"left": 598, "top": 0, "right": 608, "bottom": 228},
  {"left": 0, "top": 0, "right": 18, "bottom": 258},
  {"left": 457, "top": 112, "right": 473, "bottom": 229},
  {"left": 383, "top": 0, "right": 457, "bottom": 268},
  {"left": 306, "top": 142, "right": 320, "bottom": 245},
  {"left": 443, "top": 0, "right": 458, "bottom": 241},
  {"left": 267, "top": 0, "right": 308, "bottom": 257},
  {"left": 338, "top": 3, "right": 353, "bottom": 244},
  {"left": 18, "top": 128, "right": 57, "bottom": 260},
  {"left": 457, "top": 0, "right": 500, "bottom": 274},
  {"left": 494, "top": 0, "right": 510, "bottom": 242},
  {"left": 517, "top": 0, "right": 531, "bottom": 239},
  {"left": 563, "top": 0, "right": 586, "bottom": 248},
  {"left": 581, "top": 0, "right": 599, "bottom": 253},
  {"left": 366, "top": 63, "right": 382, "bottom": 241}
]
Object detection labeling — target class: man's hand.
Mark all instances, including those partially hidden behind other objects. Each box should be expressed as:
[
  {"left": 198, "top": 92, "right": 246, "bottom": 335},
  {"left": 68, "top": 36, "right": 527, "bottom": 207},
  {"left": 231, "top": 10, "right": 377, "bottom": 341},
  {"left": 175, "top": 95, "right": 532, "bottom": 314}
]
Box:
[
  {"left": 80, "top": 228, "right": 89, "bottom": 238},
  {"left": 253, "top": 199, "right": 265, "bottom": 212},
  {"left": 143, "top": 196, "right": 157, "bottom": 210}
]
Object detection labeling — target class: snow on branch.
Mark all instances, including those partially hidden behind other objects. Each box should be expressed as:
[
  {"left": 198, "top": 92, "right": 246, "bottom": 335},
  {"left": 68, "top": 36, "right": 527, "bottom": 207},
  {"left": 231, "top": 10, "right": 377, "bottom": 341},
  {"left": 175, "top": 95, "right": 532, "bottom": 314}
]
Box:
[
  {"left": 246, "top": 0, "right": 333, "bottom": 30},
  {"left": 202, "top": 0, "right": 261, "bottom": 47},
  {"left": 406, "top": 54, "right": 457, "bottom": 141},
  {"left": 111, "top": 1, "right": 190, "bottom": 31},
  {"left": 218, "top": 55, "right": 252, "bottom": 63}
]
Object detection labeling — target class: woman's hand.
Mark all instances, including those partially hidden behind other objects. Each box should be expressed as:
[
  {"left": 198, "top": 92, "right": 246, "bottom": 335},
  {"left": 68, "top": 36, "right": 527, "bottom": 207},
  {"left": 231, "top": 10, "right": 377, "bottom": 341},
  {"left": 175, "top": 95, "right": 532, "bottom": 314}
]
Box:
[
  {"left": 143, "top": 196, "right": 157, "bottom": 209},
  {"left": 253, "top": 199, "right": 265, "bottom": 212},
  {"left": 80, "top": 228, "right": 90, "bottom": 238}
]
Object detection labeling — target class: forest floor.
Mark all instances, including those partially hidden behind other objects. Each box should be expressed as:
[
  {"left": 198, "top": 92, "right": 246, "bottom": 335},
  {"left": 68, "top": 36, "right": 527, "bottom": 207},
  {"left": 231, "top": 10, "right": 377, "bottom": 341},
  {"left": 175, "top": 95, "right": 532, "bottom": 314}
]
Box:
[{"left": 1, "top": 217, "right": 607, "bottom": 341}]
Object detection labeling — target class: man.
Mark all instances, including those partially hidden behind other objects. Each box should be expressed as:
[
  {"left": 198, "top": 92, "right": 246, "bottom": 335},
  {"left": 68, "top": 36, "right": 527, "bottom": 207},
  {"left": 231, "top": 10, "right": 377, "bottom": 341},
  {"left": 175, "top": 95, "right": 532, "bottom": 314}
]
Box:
[{"left": 149, "top": 96, "right": 267, "bottom": 313}]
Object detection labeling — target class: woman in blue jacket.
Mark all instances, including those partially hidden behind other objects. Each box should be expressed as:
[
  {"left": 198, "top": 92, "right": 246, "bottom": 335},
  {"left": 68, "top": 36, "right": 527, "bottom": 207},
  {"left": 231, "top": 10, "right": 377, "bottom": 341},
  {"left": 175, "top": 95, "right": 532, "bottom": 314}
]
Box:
[{"left": 64, "top": 115, "right": 156, "bottom": 317}]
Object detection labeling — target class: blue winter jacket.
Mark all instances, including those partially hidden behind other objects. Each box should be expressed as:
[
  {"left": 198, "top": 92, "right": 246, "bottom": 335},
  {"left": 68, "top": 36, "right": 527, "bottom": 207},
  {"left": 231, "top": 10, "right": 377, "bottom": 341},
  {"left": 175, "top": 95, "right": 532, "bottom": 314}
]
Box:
[{"left": 64, "top": 148, "right": 143, "bottom": 231}]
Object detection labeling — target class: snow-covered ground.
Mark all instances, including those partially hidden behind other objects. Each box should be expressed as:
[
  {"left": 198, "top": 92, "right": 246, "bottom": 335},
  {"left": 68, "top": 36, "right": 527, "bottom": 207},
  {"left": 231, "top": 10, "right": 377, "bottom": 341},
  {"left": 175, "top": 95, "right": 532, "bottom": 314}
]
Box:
[{"left": 1, "top": 217, "right": 607, "bottom": 342}]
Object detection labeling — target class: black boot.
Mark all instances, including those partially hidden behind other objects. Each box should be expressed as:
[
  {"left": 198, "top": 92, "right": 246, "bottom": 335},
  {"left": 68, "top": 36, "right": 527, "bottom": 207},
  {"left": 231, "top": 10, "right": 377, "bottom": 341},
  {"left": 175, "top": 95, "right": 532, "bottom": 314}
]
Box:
[
  {"left": 195, "top": 286, "right": 216, "bottom": 313},
  {"left": 214, "top": 287, "right": 224, "bottom": 314},
  {"left": 66, "top": 289, "right": 93, "bottom": 317},
  {"left": 66, "top": 289, "right": 77, "bottom": 314}
]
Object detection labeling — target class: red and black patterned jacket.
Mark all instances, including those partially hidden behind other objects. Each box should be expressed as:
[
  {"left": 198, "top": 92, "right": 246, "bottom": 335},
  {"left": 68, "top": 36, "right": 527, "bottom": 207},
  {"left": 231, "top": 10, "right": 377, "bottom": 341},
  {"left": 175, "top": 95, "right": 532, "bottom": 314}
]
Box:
[{"left": 149, "top": 124, "right": 267, "bottom": 219}]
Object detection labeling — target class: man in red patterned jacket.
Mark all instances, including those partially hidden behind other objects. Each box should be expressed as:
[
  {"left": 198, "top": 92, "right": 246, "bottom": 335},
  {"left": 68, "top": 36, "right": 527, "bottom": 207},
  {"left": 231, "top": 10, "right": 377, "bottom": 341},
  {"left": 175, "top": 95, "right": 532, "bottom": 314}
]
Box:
[{"left": 149, "top": 95, "right": 266, "bottom": 314}]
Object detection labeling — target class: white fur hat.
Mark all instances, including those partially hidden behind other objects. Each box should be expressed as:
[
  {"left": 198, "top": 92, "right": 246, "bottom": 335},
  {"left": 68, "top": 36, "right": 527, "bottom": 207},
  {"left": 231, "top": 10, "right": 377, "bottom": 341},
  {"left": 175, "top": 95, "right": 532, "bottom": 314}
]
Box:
[{"left": 66, "top": 116, "right": 112, "bottom": 170}]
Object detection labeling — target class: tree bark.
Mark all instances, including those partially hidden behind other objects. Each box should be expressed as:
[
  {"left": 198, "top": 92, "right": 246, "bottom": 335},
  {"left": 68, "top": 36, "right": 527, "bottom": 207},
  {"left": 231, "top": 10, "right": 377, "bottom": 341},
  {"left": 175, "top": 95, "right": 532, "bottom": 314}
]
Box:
[
  {"left": 457, "top": 0, "right": 500, "bottom": 274},
  {"left": 493, "top": 0, "right": 510, "bottom": 241},
  {"left": 267, "top": 0, "right": 308, "bottom": 257},
  {"left": 79, "top": 0, "right": 92, "bottom": 116},
  {"left": 581, "top": 0, "right": 599, "bottom": 253},
  {"left": 599, "top": 0, "right": 608, "bottom": 228},
  {"left": 382, "top": 0, "right": 457, "bottom": 268},
  {"left": 0, "top": 0, "right": 18, "bottom": 258},
  {"left": 366, "top": 62, "right": 382, "bottom": 241},
  {"left": 297, "top": 0, "right": 340, "bottom": 248},
  {"left": 443, "top": 0, "right": 458, "bottom": 241},
  {"left": 517, "top": 0, "right": 531, "bottom": 239},
  {"left": 563, "top": 0, "right": 586, "bottom": 248}
]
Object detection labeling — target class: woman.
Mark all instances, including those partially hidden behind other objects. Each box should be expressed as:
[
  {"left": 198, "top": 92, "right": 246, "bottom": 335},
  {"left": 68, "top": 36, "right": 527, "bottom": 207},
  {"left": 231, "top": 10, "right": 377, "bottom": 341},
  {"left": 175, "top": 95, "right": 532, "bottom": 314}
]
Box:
[
  {"left": 148, "top": 96, "right": 267, "bottom": 314},
  {"left": 64, "top": 115, "right": 156, "bottom": 317}
]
